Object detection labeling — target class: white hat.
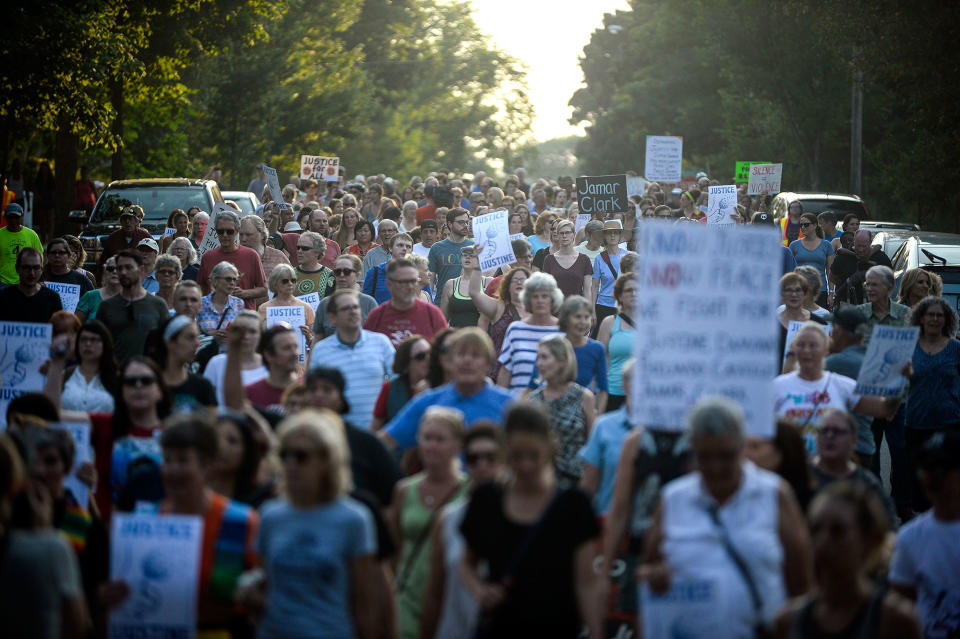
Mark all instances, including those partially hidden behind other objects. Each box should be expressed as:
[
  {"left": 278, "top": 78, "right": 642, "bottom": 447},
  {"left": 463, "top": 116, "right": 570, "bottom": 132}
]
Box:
[
  {"left": 137, "top": 238, "right": 160, "bottom": 253},
  {"left": 283, "top": 221, "right": 302, "bottom": 232}
]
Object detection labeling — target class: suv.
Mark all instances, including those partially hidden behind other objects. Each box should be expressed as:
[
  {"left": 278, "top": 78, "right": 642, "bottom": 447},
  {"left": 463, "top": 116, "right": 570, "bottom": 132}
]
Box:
[
  {"left": 769, "top": 192, "right": 871, "bottom": 221},
  {"left": 889, "top": 232, "right": 960, "bottom": 312},
  {"left": 75, "top": 178, "right": 223, "bottom": 270}
]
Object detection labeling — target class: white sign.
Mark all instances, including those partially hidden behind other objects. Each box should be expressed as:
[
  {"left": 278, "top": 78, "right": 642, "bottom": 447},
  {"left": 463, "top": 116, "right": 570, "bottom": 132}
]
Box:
[
  {"left": 856, "top": 325, "right": 920, "bottom": 397},
  {"left": 45, "top": 282, "right": 81, "bottom": 313},
  {"left": 509, "top": 232, "right": 527, "bottom": 242},
  {"left": 631, "top": 223, "right": 782, "bottom": 436},
  {"left": 300, "top": 155, "right": 340, "bottom": 182},
  {"left": 627, "top": 176, "right": 647, "bottom": 197},
  {"left": 52, "top": 422, "right": 91, "bottom": 508},
  {"left": 266, "top": 305, "right": 307, "bottom": 364},
  {"left": 110, "top": 513, "right": 203, "bottom": 639},
  {"left": 575, "top": 213, "right": 592, "bottom": 234},
  {"left": 263, "top": 165, "right": 284, "bottom": 203},
  {"left": 641, "top": 581, "right": 721, "bottom": 638},
  {"left": 783, "top": 320, "right": 832, "bottom": 366},
  {"left": 296, "top": 291, "right": 321, "bottom": 311},
  {"left": 747, "top": 163, "right": 783, "bottom": 195},
  {"left": 0, "top": 322, "right": 52, "bottom": 428},
  {"left": 197, "top": 222, "right": 220, "bottom": 255},
  {"left": 471, "top": 208, "right": 516, "bottom": 272},
  {"left": 163, "top": 227, "right": 177, "bottom": 238},
  {"left": 644, "top": 135, "right": 683, "bottom": 182},
  {"left": 707, "top": 185, "right": 738, "bottom": 226}
]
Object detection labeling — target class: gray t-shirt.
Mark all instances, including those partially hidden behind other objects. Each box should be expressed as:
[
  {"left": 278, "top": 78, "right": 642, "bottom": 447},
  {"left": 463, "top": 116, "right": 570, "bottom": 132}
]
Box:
[
  {"left": 98, "top": 292, "right": 170, "bottom": 362},
  {"left": 0, "top": 530, "right": 82, "bottom": 639},
  {"left": 312, "top": 292, "right": 378, "bottom": 339}
]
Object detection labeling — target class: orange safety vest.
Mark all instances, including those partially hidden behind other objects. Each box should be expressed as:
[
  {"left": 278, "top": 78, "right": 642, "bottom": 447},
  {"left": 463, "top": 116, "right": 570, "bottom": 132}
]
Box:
[{"left": 779, "top": 216, "right": 805, "bottom": 246}]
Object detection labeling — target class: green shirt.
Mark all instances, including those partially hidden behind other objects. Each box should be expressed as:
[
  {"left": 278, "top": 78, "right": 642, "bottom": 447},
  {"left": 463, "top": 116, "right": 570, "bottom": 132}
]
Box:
[
  {"left": 0, "top": 226, "right": 43, "bottom": 284},
  {"left": 855, "top": 300, "right": 910, "bottom": 346}
]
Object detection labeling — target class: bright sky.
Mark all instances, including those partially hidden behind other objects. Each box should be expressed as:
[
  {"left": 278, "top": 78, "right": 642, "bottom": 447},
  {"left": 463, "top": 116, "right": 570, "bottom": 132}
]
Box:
[{"left": 471, "top": 0, "right": 630, "bottom": 142}]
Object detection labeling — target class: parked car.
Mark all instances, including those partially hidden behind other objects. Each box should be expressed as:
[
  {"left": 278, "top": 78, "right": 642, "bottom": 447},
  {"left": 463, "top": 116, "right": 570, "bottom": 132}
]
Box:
[
  {"left": 872, "top": 230, "right": 920, "bottom": 260},
  {"left": 221, "top": 190, "right": 260, "bottom": 214},
  {"left": 73, "top": 178, "right": 223, "bottom": 271},
  {"left": 889, "top": 232, "right": 960, "bottom": 312},
  {"left": 860, "top": 220, "right": 920, "bottom": 232},
  {"left": 770, "top": 192, "right": 871, "bottom": 221}
]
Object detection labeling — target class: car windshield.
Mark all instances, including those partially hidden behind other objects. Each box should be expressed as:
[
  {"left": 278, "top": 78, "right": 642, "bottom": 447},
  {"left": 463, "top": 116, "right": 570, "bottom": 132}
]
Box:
[
  {"left": 228, "top": 196, "right": 255, "bottom": 213},
  {"left": 796, "top": 199, "right": 866, "bottom": 216},
  {"left": 919, "top": 246, "right": 960, "bottom": 265},
  {"left": 89, "top": 185, "right": 211, "bottom": 225}
]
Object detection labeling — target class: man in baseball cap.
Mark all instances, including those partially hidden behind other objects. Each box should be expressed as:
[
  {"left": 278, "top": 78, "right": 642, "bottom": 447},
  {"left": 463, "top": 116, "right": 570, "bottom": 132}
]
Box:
[
  {"left": 97, "top": 203, "right": 152, "bottom": 277},
  {"left": 0, "top": 203, "right": 44, "bottom": 285},
  {"left": 824, "top": 306, "right": 875, "bottom": 466},
  {"left": 137, "top": 237, "right": 161, "bottom": 293}
]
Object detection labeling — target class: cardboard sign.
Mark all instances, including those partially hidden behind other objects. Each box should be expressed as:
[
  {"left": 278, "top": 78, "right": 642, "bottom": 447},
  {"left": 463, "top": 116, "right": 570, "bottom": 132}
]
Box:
[
  {"left": 735, "top": 161, "right": 770, "bottom": 184},
  {"left": 45, "top": 282, "right": 81, "bottom": 313},
  {"left": 0, "top": 322, "right": 52, "bottom": 428},
  {"left": 110, "top": 513, "right": 203, "bottom": 639},
  {"left": 747, "top": 163, "right": 783, "bottom": 195},
  {"left": 630, "top": 223, "right": 782, "bottom": 436},
  {"left": 627, "top": 176, "right": 647, "bottom": 197},
  {"left": 300, "top": 155, "right": 340, "bottom": 182},
  {"left": 855, "top": 325, "right": 920, "bottom": 397},
  {"left": 706, "top": 185, "right": 738, "bottom": 225},
  {"left": 783, "top": 320, "right": 832, "bottom": 365},
  {"left": 471, "top": 208, "right": 516, "bottom": 272},
  {"left": 266, "top": 305, "right": 307, "bottom": 364},
  {"left": 262, "top": 165, "right": 284, "bottom": 203},
  {"left": 576, "top": 174, "right": 628, "bottom": 216},
  {"left": 52, "top": 422, "right": 92, "bottom": 508},
  {"left": 644, "top": 136, "right": 683, "bottom": 182},
  {"left": 575, "top": 213, "right": 592, "bottom": 233}
]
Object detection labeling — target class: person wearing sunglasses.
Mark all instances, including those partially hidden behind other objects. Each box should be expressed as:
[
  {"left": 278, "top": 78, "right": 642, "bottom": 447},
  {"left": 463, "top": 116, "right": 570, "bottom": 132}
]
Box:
[
  {"left": 312, "top": 255, "right": 378, "bottom": 340},
  {"left": 197, "top": 261, "right": 245, "bottom": 351},
  {"left": 369, "top": 335, "right": 432, "bottom": 431},
  {"left": 293, "top": 230, "right": 335, "bottom": 298},
  {"left": 363, "top": 257, "right": 449, "bottom": 347},
  {"left": 258, "top": 263, "right": 316, "bottom": 346},
  {"left": 197, "top": 209, "right": 267, "bottom": 310},
  {"left": 788, "top": 212, "right": 835, "bottom": 307},
  {"left": 97, "top": 250, "right": 169, "bottom": 363},
  {"left": 42, "top": 236, "right": 94, "bottom": 298}
]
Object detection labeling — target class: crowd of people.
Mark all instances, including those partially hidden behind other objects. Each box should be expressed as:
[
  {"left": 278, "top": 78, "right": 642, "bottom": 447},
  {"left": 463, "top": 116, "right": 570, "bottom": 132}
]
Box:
[{"left": 0, "top": 167, "right": 957, "bottom": 639}]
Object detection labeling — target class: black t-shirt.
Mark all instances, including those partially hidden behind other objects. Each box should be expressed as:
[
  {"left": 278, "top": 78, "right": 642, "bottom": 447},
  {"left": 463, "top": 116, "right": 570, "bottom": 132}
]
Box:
[
  {"left": 44, "top": 270, "right": 94, "bottom": 296},
  {"left": 0, "top": 286, "right": 63, "bottom": 323},
  {"left": 532, "top": 246, "right": 550, "bottom": 270},
  {"left": 98, "top": 293, "right": 169, "bottom": 362},
  {"left": 345, "top": 422, "right": 402, "bottom": 508},
  {"left": 460, "top": 483, "right": 600, "bottom": 639},
  {"left": 169, "top": 374, "right": 217, "bottom": 411}
]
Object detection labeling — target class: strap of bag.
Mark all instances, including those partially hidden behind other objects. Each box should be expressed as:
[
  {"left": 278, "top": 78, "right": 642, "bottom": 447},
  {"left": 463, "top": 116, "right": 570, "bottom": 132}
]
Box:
[
  {"left": 798, "top": 372, "right": 831, "bottom": 431},
  {"left": 707, "top": 505, "right": 764, "bottom": 623},
  {"left": 601, "top": 251, "right": 618, "bottom": 279},
  {"left": 394, "top": 481, "right": 462, "bottom": 592},
  {"left": 619, "top": 313, "right": 635, "bottom": 329}
]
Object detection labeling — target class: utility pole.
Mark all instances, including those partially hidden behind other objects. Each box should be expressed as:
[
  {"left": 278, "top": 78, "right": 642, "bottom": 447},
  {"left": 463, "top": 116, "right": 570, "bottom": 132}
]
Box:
[{"left": 850, "top": 47, "right": 863, "bottom": 197}]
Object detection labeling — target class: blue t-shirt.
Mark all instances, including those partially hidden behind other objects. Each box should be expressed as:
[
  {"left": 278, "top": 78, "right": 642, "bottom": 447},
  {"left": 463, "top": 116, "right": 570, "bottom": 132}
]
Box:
[
  {"left": 907, "top": 339, "right": 960, "bottom": 430},
  {"left": 428, "top": 239, "right": 473, "bottom": 303},
  {"left": 788, "top": 239, "right": 834, "bottom": 291},
  {"left": 781, "top": 246, "right": 797, "bottom": 275},
  {"left": 578, "top": 407, "right": 634, "bottom": 514},
  {"left": 256, "top": 497, "right": 376, "bottom": 639},
  {"left": 385, "top": 383, "right": 514, "bottom": 451},
  {"left": 527, "top": 339, "right": 608, "bottom": 392},
  {"left": 592, "top": 250, "right": 623, "bottom": 307},
  {"left": 526, "top": 235, "right": 550, "bottom": 255},
  {"left": 362, "top": 262, "right": 392, "bottom": 304}
]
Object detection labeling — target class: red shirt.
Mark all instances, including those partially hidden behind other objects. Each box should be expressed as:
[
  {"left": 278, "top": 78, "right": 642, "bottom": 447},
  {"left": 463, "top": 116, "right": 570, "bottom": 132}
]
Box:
[
  {"left": 245, "top": 378, "right": 289, "bottom": 413},
  {"left": 282, "top": 232, "right": 300, "bottom": 258},
  {"left": 197, "top": 245, "right": 266, "bottom": 309},
  {"left": 415, "top": 204, "right": 437, "bottom": 226},
  {"left": 321, "top": 237, "right": 341, "bottom": 269},
  {"left": 363, "top": 299, "right": 448, "bottom": 346}
]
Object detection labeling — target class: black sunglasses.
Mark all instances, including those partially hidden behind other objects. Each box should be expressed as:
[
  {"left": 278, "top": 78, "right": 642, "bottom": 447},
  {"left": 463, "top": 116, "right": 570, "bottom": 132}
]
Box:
[
  {"left": 333, "top": 268, "right": 355, "bottom": 276},
  {"left": 216, "top": 228, "right": 236, "bottom": 236},
  {"left": 279, "top": 448, "right": 313, "bottom": 464},
  {"left": 122, "top": 375, "right": 156, "bottom": 387}
]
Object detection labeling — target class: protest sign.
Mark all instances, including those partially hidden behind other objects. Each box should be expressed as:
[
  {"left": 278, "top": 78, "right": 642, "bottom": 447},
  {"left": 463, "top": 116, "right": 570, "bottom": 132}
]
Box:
[
  {"left": 644, "top": 136, "right": 683, "bottom": 182},
  {"left": 747, "top": 163, "right": 783, "bottom": 195},
  {"left": 630, "top": 223, "right": 781, "bottom": 436},
  {"left": 855, "top": 325, "right": 920, "bottom": 397},
  {"left": 300, "top": 155, "right": 340, "bottom": 182},
  {"left": 575, "top": 213, "right": 592, "bottom": 234},
  {"left": 734, "top": 161, "right": 770, "bottom": 183},
  {"left": 266, "top": 305, "right": 307, "bottom": 364},
  {"left": 706, "top": 185, "right": 738, "bottom": 225},
  {"left": 110, "top": 513, "right": 203, "bottom": 639},
  {"left": 198, "top": 202, "right": 238, "bottom": 255},
  {"left": 52, "top": 422, "right": 91, "bottom": 508},
  {"left": 0, "top": 322, "right": 52, "bottom": 428},
  {"left": 627, "top": 176, "right": 647, "bottom": 197},
  {"left": 163, "top": 227, "right": 177, "bottom": 237},
  {"left": 641, "top": 580, "right": 722, "bottom": 638},
  {"left": 45, "top": 281, "right": 81, "bottom": 313},
  {"left": 576, "top": 174, "right": 628, "bottom": 216},
  {"left": 296, "top": 291, "right": 321, "bottom": 311},
  {"left": 509, "top": 232, "right": 526, "bottom": 242},
  {"left": 783, "top": 320, "right": 832, "bottom": 365},
  {"left": 262, "top": 165, "right": 283, "bottom": 203},
  {"left": 471, "top": 208, "right": 516, "bottom": 272}
]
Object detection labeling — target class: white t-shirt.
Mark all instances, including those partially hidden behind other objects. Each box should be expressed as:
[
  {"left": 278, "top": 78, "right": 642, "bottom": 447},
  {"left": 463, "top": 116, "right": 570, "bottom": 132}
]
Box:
[
  {"left": 775, "top": 304, "right": 831, "bottom": 320},
  {"left": 203, "top": 353, "right": 269, "bottom": 408},
  {"left": 412, "top": 242, "right": 432, "bottom": 258},
  {"left": 773, "top": 371, "right": 862, "bottom": 456},
  {"left": 889, "top": 511, "right": 960, "bottom": 639}
]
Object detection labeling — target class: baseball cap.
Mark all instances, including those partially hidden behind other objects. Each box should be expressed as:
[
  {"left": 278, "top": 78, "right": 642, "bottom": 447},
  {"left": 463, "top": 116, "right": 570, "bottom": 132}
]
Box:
[
  {"left": 751, "top": 211, "right": 774, "bottom": 225},
  {"left": 4, "top": 203, "right": 23, "bottom": 217},
  {"left": 420, "top": 219, "right": 438, "bottom": 230},
  {"left": 120, "top": 207, "right": 137, "bottom": 218},
  {"left": 137, "top": 238, "right": 160, "bottom": 253},
  {"left": 832, "top": 306, "right": 867, "bottom": 335}
]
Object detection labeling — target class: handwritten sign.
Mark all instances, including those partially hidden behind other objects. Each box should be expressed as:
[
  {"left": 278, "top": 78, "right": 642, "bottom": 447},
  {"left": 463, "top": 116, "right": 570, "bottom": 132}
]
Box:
[
  {"left": 266, "top": 305, "right": 307, "bottom": 364},
  {"left": 735, "top": 161, "right": 770, "bottom": 183},
  {"left": 747, "top": 163, "right": 783, "bottom": 195},
  {"left": 45, "top": 282, "right": 81, "bottom": 313},
  {"left": 263, "top": 165, "right": 283, "bottom": 203},
  {"left": 627, "top": 176, "right": 647, "bottom": 197},
  {"left": 645, "top": 136, "right": 683, "bottom": 182},
  {"left": 0, "top": 322, "right": 52, "bottom": 429},
  {"left": 197, "top": 222, "right": 220, "bottom": 255},
  {"left": 52, "top": 422, "right": 91, "bottom": 508},
  {"left": 300, "top": 155, "right": 340, "bottom": 182},
  {"left": 630, "top": 223, "right": 781, "bottom": 436},
  {"left": 707, "top": 185, "right": 738, "bottom": 225},
  {"left": 576, "top": 174, "right": 628, "bottom": 216},
  {"left": 471, "top": 208, "right": 516, "bottom": 272},
  {"left": 110, "top": 513, "right": 203, "bottom": 639},
  {"left": 855, "top": 325, "right": 920, "bottom": 397}
]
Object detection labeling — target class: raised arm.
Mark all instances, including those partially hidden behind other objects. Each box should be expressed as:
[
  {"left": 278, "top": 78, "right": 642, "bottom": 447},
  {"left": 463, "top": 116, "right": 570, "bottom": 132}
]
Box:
[{"left": 467, "top": 267, "right": 503, "bottom": 321}]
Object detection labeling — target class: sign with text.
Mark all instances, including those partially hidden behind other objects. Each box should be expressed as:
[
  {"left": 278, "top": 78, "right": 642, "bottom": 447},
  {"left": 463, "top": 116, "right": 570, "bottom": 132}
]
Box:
[
  {"left": 783, "top": 320, "right": 832, "bottom": 365},
  {"left": 45, "top": 282, "right": 81, "bottom": 313},
  {"left": 855, "top": 325, "right": 920, "bottom": 397},
  {"left": 747, "top": 163, "right": 783, "bottom": 195},
  {"left": 735, "top": 161, "right": 770, "bottom": 183},
  {"left": 644, "top": 136, "right": 683, "bottom": 182},
  {"left": 262, "top": 165, "right": 283, "bottom": 203},
  {"left": 627, "top": 176, "right": 647, "bottom": 197},
  {"left": 300, "top": 155, "right": 340, "bottom": 182},
  {"left": 266, "top": 305, "right": 307, "bottom": 364},
  {"left": 52, "top": 422, "right": 92, "bottom": 508},
  {"left": 0, "top": 322, "right": 52, "bottom": 428},
  {"left": 575, "top": 213, "right": 592, "bottom": 234},
  {"left": 707, "top": 185, "right": 738, "bottom": 225},
  {"left": 110, "top": 513, "right": 203, "bottom": 639},
  {"left": 471, "top": 208, "right": 516, "bottom": 272},
  {"left": 296, "top": 292, "right": 321, "bottom": 311},
  {"left": 641, "top": 580, "right": 721, "bottom": 638},
  {"left": 198, "top": 202, "right": 241, "bottom": 255},
  {"left": 576, "top": 174, "right": 628, "bottom": 216},
  {"left": 631, "top": 223, "right": 781, "bottom": 436}
]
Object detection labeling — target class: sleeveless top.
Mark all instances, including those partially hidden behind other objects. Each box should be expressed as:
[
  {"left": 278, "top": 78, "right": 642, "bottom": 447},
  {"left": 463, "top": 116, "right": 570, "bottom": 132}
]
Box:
[
  {"left": 608, "top": 315, "right": 634, "bottom": 395},
  {"left": 448, "top": 276, "right": 481, "bottom": 327},
  {"left": 628, "top": 429, "right": 691, "bottom": 552},
  {"left": 488, "top": 304, "right": 520, "bottom": 379},
  {"left": 661, "top": 462, "right": 786, "bottom": 636},
  {"left": 528, "top": 384, "right": 588, "bottom": 486},
  {"left": 789, "top": 586, "right": 886, "bottom": 639},
  {"left": 386, "top": 376, "right": 413, "bottom": 422}
]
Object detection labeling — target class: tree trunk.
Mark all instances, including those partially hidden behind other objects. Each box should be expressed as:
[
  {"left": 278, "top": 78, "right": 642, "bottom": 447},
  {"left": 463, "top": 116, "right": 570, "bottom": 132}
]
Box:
[
  {"left": 110, "top": 80, "right": 125, "bottom": 180},
  {"left": 54, "top": 115, "right": 79, "bottom": 241}
]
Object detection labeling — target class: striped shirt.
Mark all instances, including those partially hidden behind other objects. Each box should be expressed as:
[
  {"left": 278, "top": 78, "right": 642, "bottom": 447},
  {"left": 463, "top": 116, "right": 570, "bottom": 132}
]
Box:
[
  {"left": 309, "top": 330, "right": 395, "bottom": 429},
  {"left": 497, "top": 321, "right": 560, "bottom": 395}
]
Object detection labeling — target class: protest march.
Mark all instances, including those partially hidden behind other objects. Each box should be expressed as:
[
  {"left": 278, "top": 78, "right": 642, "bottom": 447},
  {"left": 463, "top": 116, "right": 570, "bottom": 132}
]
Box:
[{"left": 2, "top": 3, "right": 960, "bottom": 639}]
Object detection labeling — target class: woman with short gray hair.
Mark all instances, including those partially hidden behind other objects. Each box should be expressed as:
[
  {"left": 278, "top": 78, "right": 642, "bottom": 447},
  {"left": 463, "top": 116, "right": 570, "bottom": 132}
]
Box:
[
  {"left": 198, "top": 261, "right": 245, "bottom": 344},
  {"left": 239, "top": 214, "right": 290, "bottom": 307},
  {"left": 496, "top": 272, "right": 560, "bottom": 395},
  {"left": 154, "top": 254, "right": 182, "bottom": 309},
  {"left": 257, "top": 263, "right": 316, "bottom": 342},
  {"left": 167, "top": 236, "right": 199, "bottom": 281}
]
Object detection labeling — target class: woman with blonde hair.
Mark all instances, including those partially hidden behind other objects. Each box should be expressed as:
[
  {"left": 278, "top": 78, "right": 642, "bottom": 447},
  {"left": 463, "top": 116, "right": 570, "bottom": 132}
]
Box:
[
  {"left": 257, "top": 263, "right": 316, "bottom": 352},
  {"left": 897, "top": 268, "right": 942, "bottom": 308},
  {"left": 334, "top": 207, "right": 360, "bottom": 251}
]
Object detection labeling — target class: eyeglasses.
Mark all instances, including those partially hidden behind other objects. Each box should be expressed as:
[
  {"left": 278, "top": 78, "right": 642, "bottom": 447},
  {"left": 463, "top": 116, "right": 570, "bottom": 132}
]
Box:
[
  {"left": 279, "top": 278, "right": 295, "bottom": 285},
  {"left": 279, "top": 447, "right": 314, "bottom": 464},
  {"left": 333, "top": 268, "right": 355, "bottom": 276},
  {"left": 465, "top": 451, "right": 498, "bottom": 465},
  {"left": 216, "top": 228, "right": 236, "bottom": 236},
  {"left": 389, "top": 278, "right": 419, "bottom": 286},
  {"left": 296, "top": 245, "right": 314, "bottom": 251},
  {"left": 218, "top": 276, "right": 239, "bottom": 283},
  {"left": 104, "top": 266, "right": 117, "bottom": 272},
  {"left": 452, "top": 218, "right": 469, "bottom": 225},
  {"left": 817, "top": 426, "right": 849, "bottom": 438},
  {"left": 411, "top": 351, "right": 430, "bottom": 361},
  {"left": 122, "top": 375, "right": 156, "bottom": 388}
]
